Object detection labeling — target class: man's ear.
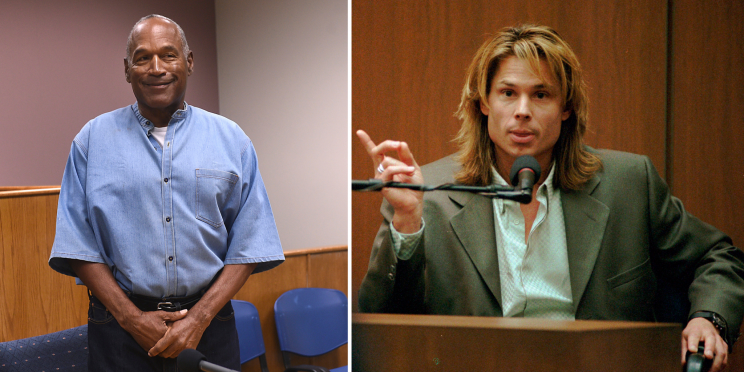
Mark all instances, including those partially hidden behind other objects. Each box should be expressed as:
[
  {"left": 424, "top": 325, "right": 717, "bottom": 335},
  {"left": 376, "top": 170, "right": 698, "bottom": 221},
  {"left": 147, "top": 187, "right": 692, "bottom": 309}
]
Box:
[
  {"left": 186, "top": 51, "right": 194, "bottom": 76},
  {"left": 123, "top": 58, "right": 131, "bottom": 83},
  {"left": 480, "top": 100, "right": 490, "bottom": 116},
  {"left": 561, "top": 108, "right": 571, "bottom": 121}
]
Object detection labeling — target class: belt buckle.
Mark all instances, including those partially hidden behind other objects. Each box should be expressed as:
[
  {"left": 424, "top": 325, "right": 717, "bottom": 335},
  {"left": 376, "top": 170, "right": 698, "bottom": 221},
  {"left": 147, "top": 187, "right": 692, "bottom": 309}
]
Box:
[{"left": 157, "top": 302, "right": 178, "bottom": 311}]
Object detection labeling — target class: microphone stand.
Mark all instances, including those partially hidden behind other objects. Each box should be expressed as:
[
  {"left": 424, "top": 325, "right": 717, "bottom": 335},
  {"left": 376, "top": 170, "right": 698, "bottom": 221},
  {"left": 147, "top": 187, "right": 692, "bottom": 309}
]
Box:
[{"left": 352, "top": 179, "right": 533, "bottom": 204}]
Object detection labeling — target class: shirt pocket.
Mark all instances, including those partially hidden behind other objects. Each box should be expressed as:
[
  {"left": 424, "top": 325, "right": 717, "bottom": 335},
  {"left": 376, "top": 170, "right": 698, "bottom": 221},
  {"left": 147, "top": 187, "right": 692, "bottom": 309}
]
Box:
[{"left": 195, "top": 169, "right": 240, "bottom": 228}]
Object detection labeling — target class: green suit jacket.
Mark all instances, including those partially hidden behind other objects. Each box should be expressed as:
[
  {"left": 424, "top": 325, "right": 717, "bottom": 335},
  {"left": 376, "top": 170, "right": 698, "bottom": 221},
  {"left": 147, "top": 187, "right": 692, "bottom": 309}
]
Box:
[{"left": 359, "top": 149, "right": 744, "bottom": 343}]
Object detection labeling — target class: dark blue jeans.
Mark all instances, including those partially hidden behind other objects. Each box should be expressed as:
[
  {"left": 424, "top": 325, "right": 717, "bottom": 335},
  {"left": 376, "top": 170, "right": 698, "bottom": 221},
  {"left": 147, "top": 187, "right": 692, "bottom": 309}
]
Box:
[{"left": 88, "top": 295, "right": 240, "bottom": 372}]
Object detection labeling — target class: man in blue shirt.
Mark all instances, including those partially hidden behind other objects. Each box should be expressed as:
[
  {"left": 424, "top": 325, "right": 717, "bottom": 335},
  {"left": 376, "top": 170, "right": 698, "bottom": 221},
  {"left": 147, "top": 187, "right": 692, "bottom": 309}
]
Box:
[{"left": 49, "top": 14, "right": 284, "bottom": 371}]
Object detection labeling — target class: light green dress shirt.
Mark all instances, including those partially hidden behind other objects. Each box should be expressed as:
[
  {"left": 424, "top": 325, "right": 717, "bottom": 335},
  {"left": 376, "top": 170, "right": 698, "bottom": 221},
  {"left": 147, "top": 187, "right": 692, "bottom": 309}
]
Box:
[{"left": 391, "top": 164, "right": 574, "bottom": 319}]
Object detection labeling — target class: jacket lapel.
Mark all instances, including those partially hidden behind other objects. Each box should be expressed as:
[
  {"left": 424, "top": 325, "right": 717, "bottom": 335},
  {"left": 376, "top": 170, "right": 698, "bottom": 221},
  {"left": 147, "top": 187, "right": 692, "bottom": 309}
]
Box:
[
  {"left": 448, "top": 191, "right": 502, "bottom": 310},
  {"left": 562, "top": 175, "right": 610, "bottom": 313}
]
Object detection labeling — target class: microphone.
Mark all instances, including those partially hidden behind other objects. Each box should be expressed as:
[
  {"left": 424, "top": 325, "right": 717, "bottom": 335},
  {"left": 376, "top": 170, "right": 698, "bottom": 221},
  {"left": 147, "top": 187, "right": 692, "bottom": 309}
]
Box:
[
  {"left": 177, "top": 349, "right": 239, "bottom": 372},
  {"left": 350, "top": 155, "right": 541, "bottom": 204},
  {"left": 509, "top": 155, "right": 541, "bottom": 191}
]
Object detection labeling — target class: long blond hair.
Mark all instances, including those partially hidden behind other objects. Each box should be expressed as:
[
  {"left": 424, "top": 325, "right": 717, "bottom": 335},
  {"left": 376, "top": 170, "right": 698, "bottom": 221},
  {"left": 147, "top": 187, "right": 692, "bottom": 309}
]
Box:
[{"left": 454, "top": 24, "right": 600, "bottom": 190}]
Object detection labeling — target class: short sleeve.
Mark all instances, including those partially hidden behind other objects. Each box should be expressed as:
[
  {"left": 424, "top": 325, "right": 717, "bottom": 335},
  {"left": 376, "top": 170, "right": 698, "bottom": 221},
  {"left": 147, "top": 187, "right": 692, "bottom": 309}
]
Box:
[
  {"left": 224, "top": 139, "right": 284, "bottom": 273},
  {"left": 49, "top": 131, "right": 107, "bottom": 277}
]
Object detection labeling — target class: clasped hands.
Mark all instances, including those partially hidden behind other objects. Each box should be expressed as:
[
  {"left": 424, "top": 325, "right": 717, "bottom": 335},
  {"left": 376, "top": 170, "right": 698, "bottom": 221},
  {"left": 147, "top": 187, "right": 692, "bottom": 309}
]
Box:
[{"left": 124, "top": 308, "right": 208, "bottom": 359}]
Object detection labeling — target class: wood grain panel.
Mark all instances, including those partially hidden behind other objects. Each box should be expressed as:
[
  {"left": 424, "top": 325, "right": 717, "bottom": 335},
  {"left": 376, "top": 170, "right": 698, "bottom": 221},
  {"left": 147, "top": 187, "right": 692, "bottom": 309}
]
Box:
[
  {"left": 308, "top": 250, "right": 348, "bottom": 296},
  {"left": 0, "top": 192, "right": 88, "bottom": 342},
  {"left": 352, "top": 0, "right": 668, "bottom": 312},
  {"left": 354, "top": 314, "right": 680, "bottom": 372},
  {"left": 670, "top": 1, "right": 744, "bottom": 369},
  {"left": 0, "top": 186, "right": 58, "bottom": 192}
]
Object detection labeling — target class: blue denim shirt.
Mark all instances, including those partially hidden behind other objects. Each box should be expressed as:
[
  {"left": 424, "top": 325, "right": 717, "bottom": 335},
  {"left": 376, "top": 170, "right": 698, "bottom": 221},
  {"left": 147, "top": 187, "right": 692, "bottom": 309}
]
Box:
[{"left": 49, "top": 103, "right": 284, "bottom": 297}]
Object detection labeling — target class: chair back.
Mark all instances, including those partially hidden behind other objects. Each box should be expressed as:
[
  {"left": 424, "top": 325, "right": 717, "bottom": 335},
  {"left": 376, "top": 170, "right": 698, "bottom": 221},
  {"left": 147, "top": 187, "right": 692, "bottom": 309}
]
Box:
[
  {"left": 231, "top": 299, "right": 269, "bottom": 371},
  {"left": 274, "top": 288, "right": 348, "bottom": 359},
  {"left": 0, "top": 325, "right": 88, "bottom": 371}
]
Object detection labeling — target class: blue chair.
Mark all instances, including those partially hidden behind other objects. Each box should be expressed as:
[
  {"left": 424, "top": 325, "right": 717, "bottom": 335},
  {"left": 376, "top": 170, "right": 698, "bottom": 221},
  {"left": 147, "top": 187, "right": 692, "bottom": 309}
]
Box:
[
  {"left": 232, "top": 299, "right": 270, "bottom": 372},
  {"left": 0, "top": 325, "right": 88, "bottom": 371},
  {"left": 274, "top": 288, "right": 348, "bottom": 372}
]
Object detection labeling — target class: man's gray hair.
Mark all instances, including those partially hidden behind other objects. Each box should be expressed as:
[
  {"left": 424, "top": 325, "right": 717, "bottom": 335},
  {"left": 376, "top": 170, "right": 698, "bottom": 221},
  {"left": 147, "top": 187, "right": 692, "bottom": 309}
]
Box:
[{"left": 125, "top": 14, "right": 190, "bottom": 65}]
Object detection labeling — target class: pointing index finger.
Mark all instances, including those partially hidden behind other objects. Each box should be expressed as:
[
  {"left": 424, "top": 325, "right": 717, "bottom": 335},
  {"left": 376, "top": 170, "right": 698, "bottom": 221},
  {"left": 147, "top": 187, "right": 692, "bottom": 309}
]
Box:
[{"left": 356, "top": 130, "right": 378, "bottom": 155}]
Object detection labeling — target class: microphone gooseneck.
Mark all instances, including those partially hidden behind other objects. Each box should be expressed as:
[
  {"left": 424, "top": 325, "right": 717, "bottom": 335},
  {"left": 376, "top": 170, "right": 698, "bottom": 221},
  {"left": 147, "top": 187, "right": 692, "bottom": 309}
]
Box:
[
  {"left": 509, "top": 155, "right": 541, "bottom": 191},
  {"left": 351, "top": 155, "right": 542, "bottom": 204}
]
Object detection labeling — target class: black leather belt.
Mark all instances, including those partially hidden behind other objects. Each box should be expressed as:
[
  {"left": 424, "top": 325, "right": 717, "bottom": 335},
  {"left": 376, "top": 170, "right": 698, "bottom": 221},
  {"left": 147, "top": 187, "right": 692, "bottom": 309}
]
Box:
[{"left": 128, "top": 289, "right": 206, "bottom": 312}]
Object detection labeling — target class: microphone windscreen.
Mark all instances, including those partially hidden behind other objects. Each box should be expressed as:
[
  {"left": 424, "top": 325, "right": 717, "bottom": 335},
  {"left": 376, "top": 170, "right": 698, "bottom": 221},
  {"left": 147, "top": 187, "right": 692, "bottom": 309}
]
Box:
[
  {"left": 509, "top": 155, "right": 541, "bottom": 186},
  {"left": 177, "top": 349, "right": 206, "bottom": 372}
]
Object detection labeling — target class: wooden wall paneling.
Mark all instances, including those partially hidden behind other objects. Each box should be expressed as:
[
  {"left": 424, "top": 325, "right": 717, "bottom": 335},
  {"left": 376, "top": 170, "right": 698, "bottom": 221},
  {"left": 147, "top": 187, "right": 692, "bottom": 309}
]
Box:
[
  {"left": 670, "top": 1, "right": 744, "bottom": 370},
  {"left": 307, "top": 248, "right": 349, "bottom": 295},
  {"left": 352, "top": 0, "right": 668, "bottom": 312},
  {"left": 0, "top": 191, "right": 88, "bottom": 342}
]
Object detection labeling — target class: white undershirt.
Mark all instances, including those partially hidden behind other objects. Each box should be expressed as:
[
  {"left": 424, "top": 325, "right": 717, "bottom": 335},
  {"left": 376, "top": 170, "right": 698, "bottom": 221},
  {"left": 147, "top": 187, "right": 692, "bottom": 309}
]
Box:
[{"left": 151, "top": 126, "right": 168, "bottom": 148}]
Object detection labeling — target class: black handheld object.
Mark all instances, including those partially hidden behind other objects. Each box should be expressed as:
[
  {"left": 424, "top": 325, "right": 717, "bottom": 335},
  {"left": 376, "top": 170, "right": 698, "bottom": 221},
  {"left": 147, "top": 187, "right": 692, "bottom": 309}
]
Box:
[
  {"left": 509, "top": 155, "right": 541, "bottom": 190},
  {"left": 177, "top": 349, "right": 239, "bottom": 372},
  {"left": 685, "top": 345, "right": 712, "bottom": 372}
]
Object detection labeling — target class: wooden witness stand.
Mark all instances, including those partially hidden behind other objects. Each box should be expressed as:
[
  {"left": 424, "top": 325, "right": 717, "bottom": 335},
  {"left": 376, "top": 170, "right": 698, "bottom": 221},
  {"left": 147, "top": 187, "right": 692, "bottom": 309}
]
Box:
[{"left": 353, "top": 313, "right": 681, "bottom": 371}]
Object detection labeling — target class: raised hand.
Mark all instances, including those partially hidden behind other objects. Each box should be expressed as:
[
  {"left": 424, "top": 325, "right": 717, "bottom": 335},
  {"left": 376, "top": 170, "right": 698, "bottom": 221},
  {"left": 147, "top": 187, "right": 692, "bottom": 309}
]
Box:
[{"left": 356, "top": 129, "right": 424, "bottom": 233}]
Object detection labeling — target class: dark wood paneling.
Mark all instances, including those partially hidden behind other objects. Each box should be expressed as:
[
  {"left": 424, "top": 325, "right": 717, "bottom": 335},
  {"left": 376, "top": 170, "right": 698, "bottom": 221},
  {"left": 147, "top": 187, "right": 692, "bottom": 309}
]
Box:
[
  {"left": 352, "top": 0, "right": 668, "bottom": 312},
  {"left": 670, "top": 1, "right": 744, "bottom": 369}
]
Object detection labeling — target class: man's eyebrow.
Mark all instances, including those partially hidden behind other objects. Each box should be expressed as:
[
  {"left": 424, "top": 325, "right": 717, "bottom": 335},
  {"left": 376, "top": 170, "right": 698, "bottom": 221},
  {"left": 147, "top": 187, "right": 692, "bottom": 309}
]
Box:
[
  {"left": 132, "top": 44, "right": 180, "bottom": 57},
  {"left": 496, "top": 80, "right": 553, "bottom": 90}
]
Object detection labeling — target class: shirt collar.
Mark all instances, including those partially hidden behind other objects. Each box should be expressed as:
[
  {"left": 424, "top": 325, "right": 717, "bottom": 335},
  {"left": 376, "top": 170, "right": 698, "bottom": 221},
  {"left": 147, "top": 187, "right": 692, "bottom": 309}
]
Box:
[
  {"left": 131, "top": 101, "right": 190, "bottom": 131},
  {"left": 492, "top": 161, "right": 557, "bottom": 214}
]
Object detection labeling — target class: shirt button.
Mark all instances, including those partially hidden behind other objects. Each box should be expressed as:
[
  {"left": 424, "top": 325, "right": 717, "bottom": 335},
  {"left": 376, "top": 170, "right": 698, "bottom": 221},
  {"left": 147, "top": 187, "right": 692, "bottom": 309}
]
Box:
[
  {"left": 164, "top": 178, "right": 169, "bottom": 183},
  {"left": 168, "top": 256, "right": 174, "bottom": 261},
  {"left": 166, "top": 217, "right": 171, "bottom": 222},
  {"left": 389, "top": 264, "right": 396, "bottom": 274},
  {"left": 387, "top": 273, "right": 395, "bottom": 281}
]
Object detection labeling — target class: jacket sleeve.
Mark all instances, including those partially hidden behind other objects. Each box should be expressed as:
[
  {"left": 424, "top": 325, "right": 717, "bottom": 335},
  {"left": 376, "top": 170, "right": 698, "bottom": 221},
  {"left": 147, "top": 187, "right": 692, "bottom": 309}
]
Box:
[
  {"left": 358, "top": 199, "right": 426, "bottom": 314},
  {"left": 646, "top": 156, "right": 744, "bottom": 344}
]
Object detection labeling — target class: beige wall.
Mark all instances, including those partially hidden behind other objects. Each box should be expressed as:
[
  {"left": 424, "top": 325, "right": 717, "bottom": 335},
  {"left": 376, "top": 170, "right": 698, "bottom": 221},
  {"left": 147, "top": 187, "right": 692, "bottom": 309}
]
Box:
[
  {"left": 0, "top": 0, "right": 220, "bottom": 186},
  {"left": 215, "top": 0, "right": 348, "bottom": 251}
]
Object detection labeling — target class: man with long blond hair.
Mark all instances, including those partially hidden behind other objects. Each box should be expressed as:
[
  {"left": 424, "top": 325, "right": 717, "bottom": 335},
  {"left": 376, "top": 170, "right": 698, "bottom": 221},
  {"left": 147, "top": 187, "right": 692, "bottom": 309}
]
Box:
[{"left": 357, "top": 24, "right": 743, "bottom": 371}]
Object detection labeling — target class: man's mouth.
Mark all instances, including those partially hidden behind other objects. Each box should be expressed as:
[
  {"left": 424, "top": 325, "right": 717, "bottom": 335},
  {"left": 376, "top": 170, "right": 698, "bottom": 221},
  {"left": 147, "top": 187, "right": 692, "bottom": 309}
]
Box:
[
  {"left": 145, "top": 81, "right": 173, "bottom": 88},
  {"left": 509, "top": 130, "right": 535, "bottom": 144}
]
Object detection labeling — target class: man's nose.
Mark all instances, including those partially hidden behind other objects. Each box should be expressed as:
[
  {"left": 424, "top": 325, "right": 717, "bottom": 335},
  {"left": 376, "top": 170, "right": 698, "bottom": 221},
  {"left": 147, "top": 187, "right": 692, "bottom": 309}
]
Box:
[
  {"left": 514, "top": 95, "right": 532, "bottom": 120},
  {"left": 149, "top": 55, "right": 165, "bottom": 75}
]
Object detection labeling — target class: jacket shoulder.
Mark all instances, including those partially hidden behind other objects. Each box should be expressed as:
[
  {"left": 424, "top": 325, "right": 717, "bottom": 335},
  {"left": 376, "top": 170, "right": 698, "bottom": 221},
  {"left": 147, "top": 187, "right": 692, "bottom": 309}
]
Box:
[
  {"left": 420, "top": 154, "right": 461, "bottom": 184},
  {"left": 589, "top": 148, "right": 657, "bottom": 182}
]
